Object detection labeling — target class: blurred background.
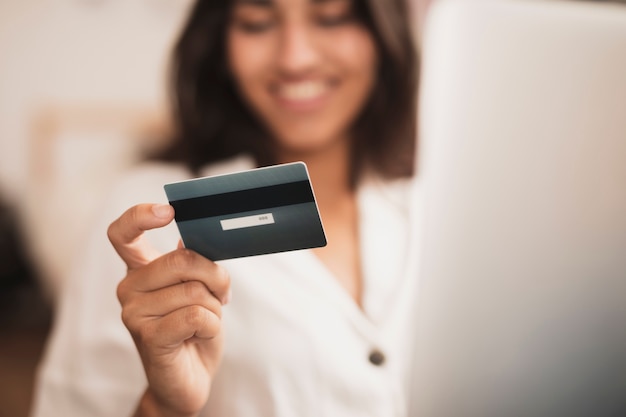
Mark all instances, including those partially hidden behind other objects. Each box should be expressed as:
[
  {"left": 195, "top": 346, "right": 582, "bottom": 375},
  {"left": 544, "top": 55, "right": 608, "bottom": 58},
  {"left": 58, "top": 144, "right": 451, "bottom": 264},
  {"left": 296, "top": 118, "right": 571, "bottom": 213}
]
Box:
[{"left": 0, "top": 1, "right": 191, "bottom": 416}]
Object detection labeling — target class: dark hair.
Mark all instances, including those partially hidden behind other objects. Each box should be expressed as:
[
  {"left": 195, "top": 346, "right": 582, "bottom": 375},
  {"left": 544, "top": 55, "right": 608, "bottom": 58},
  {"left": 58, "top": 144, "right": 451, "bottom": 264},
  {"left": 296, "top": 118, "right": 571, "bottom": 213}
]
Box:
[{"left": 161, "top": 0, "right": 418, "bottom": 185}]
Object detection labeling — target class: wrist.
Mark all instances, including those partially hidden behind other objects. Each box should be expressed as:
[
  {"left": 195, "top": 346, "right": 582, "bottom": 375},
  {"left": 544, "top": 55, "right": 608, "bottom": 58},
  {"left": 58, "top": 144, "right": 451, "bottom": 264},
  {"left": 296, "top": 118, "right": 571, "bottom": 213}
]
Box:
[{"left": 133, "top": 389, "right": 199, "bottom": 417}]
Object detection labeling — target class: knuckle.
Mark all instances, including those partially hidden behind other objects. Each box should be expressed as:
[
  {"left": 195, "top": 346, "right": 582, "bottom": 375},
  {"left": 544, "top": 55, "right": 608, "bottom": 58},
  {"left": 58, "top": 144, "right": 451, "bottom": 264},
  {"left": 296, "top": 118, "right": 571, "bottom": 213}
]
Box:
[
  {"left": 213, "top": 264, "right": 231, "bottom": 292},
  {"left": 108, "top": 206, "right": 136, "bottom": 244},
  {"left": 190, "top": 307, "right": 220, "bottom": 338},
  {"left": 167, "top": 248, "right": 196, "bottom": 272},
  {"left": 116, "top": 279, "right": 129, "bottom": 304},
  {"left": 205, "top": 312, "right": 221, "bottom": 335},
  {"left": 106, "top": 222, "right": 116, "bottom": 244},
  {"left": 133, "top": 324, "right": 151, "bottom": 346},
  {"left": 128, "top": 205, "right": 141, "bottom": 225},
  {"left": 183, "top": 280, "right": 208, "bottom": 300},
  {"left": 211, "top": 302, "right": 223, "bottom": 319},
  {"left": 120, "top": 307, "right": 133, "bottom": 329},
  {"left": 185, "top": 305, "right": 207, "bottom": 325},
  {"left": 120, "top": 306, "right": 144, "bottom": 338}
]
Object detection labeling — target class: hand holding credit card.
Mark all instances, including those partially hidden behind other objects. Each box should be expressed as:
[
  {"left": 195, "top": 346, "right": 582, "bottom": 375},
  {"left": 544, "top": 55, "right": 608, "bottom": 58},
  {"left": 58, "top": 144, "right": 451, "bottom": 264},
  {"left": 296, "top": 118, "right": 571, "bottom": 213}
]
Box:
[{"left": 164, "top": 162, "right": 327, "bottom": 261}]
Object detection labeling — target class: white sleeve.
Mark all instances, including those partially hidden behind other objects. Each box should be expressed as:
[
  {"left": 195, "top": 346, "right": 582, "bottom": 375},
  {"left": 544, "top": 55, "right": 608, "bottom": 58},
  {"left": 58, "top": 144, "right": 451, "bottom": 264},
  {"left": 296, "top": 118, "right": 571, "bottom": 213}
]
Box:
[{"left": 30, "top": 163, "right": 187, "bottom": 417}]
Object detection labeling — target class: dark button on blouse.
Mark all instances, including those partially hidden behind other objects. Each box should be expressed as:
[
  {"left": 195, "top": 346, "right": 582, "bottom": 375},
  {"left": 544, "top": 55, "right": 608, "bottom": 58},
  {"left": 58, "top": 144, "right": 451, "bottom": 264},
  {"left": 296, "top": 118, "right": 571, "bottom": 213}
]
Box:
[{"left": 368, "top": 349, "right": 385, "bottom": 366}]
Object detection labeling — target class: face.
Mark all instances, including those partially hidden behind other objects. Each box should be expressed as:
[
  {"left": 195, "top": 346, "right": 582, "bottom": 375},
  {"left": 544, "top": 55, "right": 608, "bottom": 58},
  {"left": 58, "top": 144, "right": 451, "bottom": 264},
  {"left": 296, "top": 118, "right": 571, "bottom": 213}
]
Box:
[{"left": 227, "top": 0, "right": 378, "bottom": 160}]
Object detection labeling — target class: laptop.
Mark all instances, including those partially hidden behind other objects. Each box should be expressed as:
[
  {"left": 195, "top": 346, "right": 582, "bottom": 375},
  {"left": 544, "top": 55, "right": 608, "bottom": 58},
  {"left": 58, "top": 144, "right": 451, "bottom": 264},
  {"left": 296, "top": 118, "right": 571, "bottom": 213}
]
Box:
[{"left": 409, "top": 1, "right": 626, "bottom": 416}]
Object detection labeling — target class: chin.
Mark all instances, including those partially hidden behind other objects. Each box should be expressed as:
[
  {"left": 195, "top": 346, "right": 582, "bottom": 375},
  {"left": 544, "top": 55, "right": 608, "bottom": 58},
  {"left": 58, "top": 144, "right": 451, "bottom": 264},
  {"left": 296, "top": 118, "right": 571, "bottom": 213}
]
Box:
[
  {"left": 271, "top": 122, "right": 347, "bottom": 154},
  {"left": 274, "top": 135, "right": 340, "bottom": 158}
]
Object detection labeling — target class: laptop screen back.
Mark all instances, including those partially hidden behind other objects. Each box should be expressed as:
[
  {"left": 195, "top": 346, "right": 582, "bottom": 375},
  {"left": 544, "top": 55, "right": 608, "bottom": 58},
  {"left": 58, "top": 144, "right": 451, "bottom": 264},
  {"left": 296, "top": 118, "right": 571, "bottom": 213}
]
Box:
[{"left": 410, "top": 1, "right": 626, "bottom": 416}]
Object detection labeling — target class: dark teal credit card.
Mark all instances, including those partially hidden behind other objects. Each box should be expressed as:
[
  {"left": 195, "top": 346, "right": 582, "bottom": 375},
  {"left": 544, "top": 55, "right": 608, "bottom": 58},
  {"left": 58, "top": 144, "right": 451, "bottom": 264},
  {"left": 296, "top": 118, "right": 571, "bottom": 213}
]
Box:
[{"left": 164, "top": 162, "right": 327, "bottom": 261}]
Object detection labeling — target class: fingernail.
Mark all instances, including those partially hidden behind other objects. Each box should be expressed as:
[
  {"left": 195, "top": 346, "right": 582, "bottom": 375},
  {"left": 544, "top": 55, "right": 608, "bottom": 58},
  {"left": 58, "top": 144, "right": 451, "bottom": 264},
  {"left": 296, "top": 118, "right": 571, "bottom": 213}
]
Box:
[{"left": 152, "top": 204, "right": 173, "bottom": 218}]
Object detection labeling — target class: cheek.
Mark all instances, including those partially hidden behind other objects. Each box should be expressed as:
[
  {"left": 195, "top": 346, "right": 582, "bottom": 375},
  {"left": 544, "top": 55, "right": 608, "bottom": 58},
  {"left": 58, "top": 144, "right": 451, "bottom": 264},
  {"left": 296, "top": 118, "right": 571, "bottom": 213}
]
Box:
[
  {"left": 227, "top": 32, "right": 272, "bottom": 100},
  {"left": 328, "top": 27, "right": 378, "bottom": 85}
]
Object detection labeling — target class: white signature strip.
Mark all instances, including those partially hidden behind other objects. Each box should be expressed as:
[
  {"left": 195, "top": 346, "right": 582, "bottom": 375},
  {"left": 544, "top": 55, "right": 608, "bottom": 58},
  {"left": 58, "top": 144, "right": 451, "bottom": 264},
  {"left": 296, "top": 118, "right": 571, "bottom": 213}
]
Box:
[{"left": 220, "top": 213, "right": 275, "bottom": 231}]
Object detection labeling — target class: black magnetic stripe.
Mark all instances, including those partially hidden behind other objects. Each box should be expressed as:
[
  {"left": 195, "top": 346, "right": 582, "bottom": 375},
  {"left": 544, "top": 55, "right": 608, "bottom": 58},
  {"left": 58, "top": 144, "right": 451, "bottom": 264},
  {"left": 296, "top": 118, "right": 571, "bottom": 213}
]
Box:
[{"left": 169, "top": 180, "right": 315, "bottom": 222}]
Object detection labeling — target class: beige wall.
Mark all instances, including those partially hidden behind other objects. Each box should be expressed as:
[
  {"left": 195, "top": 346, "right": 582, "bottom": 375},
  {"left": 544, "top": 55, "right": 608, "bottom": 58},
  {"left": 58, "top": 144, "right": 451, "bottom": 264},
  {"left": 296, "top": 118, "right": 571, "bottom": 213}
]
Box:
[
  {"left": 0, "top": 0, "right": 193, "bottom": 301},
  {"left": 0, "top": 0, "right": 192, "bottom": 205}
]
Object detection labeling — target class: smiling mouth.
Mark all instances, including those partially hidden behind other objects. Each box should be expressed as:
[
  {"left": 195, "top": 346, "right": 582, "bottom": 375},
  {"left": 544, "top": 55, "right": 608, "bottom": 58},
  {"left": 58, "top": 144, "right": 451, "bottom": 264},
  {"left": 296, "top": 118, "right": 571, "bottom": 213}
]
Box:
[{"left": 275, "top": 80, "right": 331, "bottom": 102}]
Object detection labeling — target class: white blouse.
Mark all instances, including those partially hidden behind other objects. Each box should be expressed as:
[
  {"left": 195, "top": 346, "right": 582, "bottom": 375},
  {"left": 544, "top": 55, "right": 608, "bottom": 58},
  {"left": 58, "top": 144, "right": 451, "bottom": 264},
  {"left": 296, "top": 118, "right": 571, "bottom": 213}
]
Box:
[{"left": 31, "top": 155, "right": 421, "bottom": 417}]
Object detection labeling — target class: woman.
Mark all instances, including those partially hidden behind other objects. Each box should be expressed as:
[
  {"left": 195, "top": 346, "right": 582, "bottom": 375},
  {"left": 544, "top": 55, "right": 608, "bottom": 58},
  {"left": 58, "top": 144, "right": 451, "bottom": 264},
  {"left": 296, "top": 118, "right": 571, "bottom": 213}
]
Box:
[{"left": 31, "top": 0, "right": 419, "bottom": 416}]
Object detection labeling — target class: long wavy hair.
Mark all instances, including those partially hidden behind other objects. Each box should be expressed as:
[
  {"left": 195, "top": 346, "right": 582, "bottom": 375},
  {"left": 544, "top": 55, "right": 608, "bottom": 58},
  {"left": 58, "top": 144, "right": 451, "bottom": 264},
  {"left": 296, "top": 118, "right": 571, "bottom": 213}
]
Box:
[{"left": 161, "top": 0, "right": 418, "bottom": 186}]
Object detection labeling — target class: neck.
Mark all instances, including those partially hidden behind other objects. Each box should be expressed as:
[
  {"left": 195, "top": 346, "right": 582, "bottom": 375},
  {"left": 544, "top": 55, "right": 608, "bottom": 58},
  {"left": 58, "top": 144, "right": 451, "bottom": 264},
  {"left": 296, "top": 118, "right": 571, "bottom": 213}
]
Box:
[
  {"left": 276, "top": 139, "right": 354, "bottom": 210},
  {"left": 275, "top": 138, "right": 363, "bottom": 307}
]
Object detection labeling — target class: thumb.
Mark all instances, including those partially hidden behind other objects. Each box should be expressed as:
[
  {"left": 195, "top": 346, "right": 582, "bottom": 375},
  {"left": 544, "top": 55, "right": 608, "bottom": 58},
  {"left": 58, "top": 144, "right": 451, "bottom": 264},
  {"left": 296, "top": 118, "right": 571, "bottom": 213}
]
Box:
[{"left": 107, "top": 203, "right": 175, "bottom": 269}]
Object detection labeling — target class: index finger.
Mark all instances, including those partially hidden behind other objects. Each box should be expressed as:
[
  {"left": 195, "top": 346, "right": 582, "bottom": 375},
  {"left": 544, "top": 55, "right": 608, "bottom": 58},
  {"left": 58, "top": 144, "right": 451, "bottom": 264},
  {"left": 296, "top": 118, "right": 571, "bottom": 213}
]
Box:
[{"left": 107, "top": 203, "right": 175, "bottom": 269}]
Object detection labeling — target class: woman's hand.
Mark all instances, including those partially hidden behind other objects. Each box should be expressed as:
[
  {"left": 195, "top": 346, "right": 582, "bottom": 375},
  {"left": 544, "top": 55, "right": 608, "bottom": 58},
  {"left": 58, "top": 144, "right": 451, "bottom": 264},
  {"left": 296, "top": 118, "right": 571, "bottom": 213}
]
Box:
[{"left": 108, "top": 203, "right": 230, "bottom": 417}]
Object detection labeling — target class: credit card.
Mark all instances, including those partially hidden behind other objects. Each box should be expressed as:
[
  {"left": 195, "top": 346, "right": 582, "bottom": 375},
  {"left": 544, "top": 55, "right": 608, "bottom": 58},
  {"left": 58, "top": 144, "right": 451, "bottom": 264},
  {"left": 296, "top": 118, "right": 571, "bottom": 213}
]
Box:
[{"left": 164, "top": 162, "right": 327, "bottom": 261}]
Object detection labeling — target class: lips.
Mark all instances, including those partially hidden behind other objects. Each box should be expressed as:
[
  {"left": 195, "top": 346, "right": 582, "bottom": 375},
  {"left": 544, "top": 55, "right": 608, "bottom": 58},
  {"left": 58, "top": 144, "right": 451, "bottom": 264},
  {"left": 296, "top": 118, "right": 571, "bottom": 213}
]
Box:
[
  {"left": 277, "top": 80, "right": 328, "bottom": 101},
  {"left": 270, "top": 79, "right": 336, "bottom": 113}
]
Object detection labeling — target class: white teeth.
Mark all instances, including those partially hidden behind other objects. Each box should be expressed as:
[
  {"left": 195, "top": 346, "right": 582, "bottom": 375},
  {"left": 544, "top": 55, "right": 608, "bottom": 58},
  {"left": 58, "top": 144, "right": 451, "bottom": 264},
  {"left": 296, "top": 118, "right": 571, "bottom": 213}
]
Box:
[{"left": 279, "top": 81, "right": 326, "bottom": 101}]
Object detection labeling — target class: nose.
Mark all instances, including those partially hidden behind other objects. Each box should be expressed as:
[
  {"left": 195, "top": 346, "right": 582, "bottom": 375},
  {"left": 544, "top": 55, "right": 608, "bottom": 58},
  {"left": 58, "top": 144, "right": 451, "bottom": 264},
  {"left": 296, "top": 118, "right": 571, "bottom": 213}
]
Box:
[{"left": 276, "top": 21, "right": 320, "bottom": 76}]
